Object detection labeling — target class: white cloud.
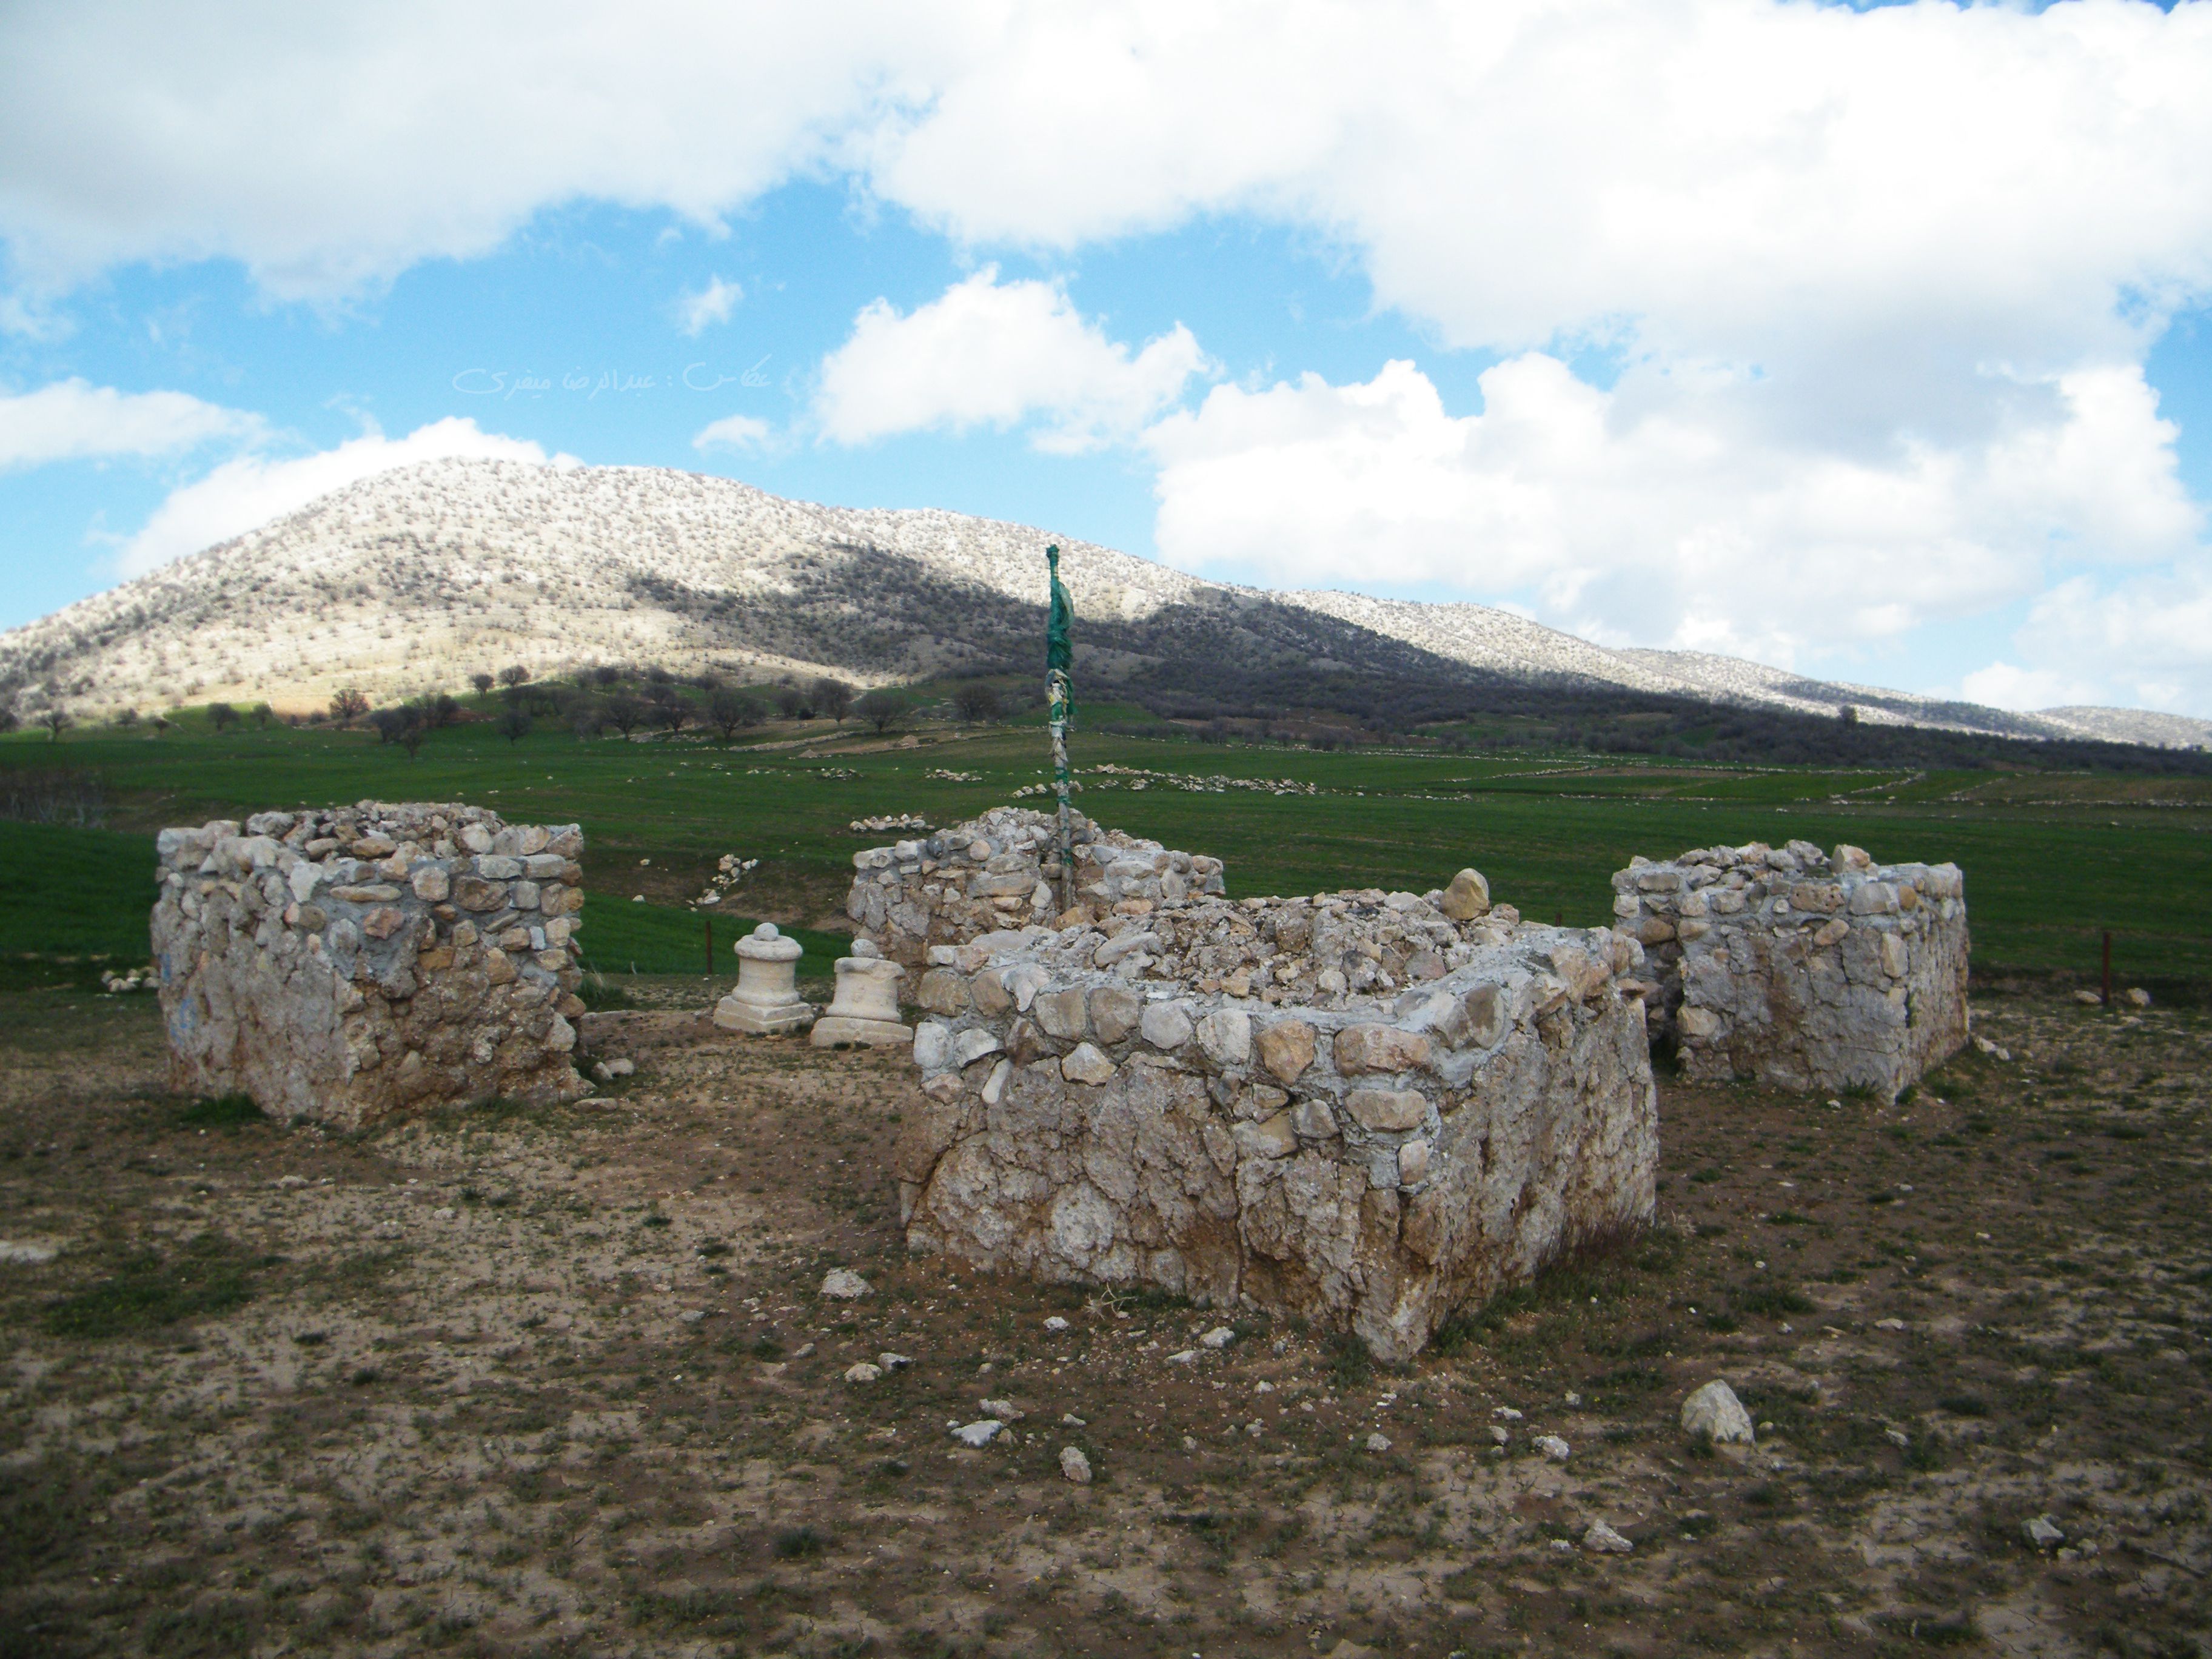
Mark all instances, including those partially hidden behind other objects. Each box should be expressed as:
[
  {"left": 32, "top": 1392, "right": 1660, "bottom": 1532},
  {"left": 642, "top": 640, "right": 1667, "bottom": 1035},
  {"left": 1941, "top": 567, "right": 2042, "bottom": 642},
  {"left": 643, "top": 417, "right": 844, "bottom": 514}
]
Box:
[
  {"left": 814, "top": 268, "right": 1207, "bottom": 452},
  {"left": 1967, "top": 558, "right": 2212, "bottom": 717},
  {"left": 0, "top": 377, "right": 259, "bottom": 470},
  {"left": 119, "top": 417, "right": 568, "bottom": 575},
  {"left": 693, "top": 413, "right": 773, "bottom": 452},
  {"left": 675, "top": 275, "right": 743, "bottom": 335},
  {"left": 1143, "top": 355, "right": 2202, "bottom": 671}
]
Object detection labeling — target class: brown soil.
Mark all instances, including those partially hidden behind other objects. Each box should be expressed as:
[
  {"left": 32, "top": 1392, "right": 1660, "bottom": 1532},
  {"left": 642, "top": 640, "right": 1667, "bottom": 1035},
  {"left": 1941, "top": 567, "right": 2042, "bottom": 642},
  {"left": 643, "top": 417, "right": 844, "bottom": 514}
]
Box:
[{"left": 1, "top": 987, "right": 2207, "bottom": 1658}]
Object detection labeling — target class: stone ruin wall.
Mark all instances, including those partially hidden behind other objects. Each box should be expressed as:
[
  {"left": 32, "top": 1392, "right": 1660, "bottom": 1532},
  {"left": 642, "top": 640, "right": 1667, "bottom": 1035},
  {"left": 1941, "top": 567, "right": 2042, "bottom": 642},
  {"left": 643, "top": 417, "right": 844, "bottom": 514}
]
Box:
[
  {"left": 890, "top": 880, "right": 1658, "bottom": 1361},
  {"left": 154, "top": 802, "right": 590, "bottom": 1127},
  {"left": 845, "top": 806, "right": 1225, "bottom": 968},
  {"left": 1612, "top": 839, "right": 1967, "bottom": 1099}
]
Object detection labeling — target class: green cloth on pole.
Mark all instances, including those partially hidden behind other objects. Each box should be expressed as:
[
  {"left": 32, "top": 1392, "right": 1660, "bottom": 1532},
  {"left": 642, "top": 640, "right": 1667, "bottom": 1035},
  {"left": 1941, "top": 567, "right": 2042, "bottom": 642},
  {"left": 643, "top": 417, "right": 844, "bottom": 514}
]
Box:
[
  {"left": 1045, "top": 545, "right": 1076, "bottom": 908},
  {"left": 1046, "top": 544, "right": 1074, "bottom": 727}
]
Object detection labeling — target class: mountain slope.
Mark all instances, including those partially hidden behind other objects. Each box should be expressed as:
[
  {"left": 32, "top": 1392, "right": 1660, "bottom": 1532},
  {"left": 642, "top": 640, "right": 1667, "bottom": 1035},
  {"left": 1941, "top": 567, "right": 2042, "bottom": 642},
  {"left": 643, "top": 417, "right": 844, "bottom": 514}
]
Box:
[{"left": 2, "top": 456, "right": 2205, "bottom": 750}]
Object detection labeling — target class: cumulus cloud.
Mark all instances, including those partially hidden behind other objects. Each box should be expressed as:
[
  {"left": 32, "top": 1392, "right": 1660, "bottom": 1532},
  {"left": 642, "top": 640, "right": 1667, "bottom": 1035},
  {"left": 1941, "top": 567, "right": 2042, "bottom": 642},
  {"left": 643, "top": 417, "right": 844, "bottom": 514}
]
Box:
[
  {"left": 0, "top": 377, "right": 259, "bottom": 470},
  {"left": 675, "top": 275, "right": 743, "bottom": 335},
  {"left": 814, "top": 268, "right": 1208, "bottom": 452},
  {"left": 119, "top": 417, "right": 568, "bottom": 575},
  {"left": 8, "top": 2, "right": 2212, "bottom": 707},
  {"left": 692, "top": 412, "right": 773, "bottom": 452},
  {"left": 1143, "top": 355, "right": 2202, "bottom": 671},
  {"left": 1967, "top": 559, "right": 2212, "bottom": 717}
]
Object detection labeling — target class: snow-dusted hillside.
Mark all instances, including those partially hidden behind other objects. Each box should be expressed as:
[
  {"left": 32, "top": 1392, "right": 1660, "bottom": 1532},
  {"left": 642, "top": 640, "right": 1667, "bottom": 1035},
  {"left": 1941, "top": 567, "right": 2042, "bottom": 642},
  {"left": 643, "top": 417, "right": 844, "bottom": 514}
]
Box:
[{"left": 1, "top": 455, "right": 2204, "bottom": 749}]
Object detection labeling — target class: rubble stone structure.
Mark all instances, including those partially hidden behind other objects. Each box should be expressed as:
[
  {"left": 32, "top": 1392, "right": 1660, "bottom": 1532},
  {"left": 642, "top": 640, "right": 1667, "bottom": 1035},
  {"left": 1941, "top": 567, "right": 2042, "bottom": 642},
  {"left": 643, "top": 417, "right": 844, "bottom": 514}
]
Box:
[
  {"left": 154, "top": 802, "right": 588, "bottom": 1127},
  {"left": 846, "top": 806, "right": 1226, "bottom": 968},
  {"left": 890, "top": 883, "right": 1658, "bottom": 1361},
  {"left": 1613, "top": 840, "right": 1967, "bottom": 1098}
]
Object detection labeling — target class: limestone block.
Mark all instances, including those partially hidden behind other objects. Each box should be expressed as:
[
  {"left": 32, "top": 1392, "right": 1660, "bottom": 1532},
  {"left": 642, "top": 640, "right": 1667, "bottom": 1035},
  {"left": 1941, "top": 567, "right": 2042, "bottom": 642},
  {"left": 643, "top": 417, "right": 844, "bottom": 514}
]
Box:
[
  {"left": 1334, "top": 1024, "right": 1431, "bottom": 1074},
  {"left": 1439, "top": 868, "right": 1491, "bottom": 921},
  {"left": 1254, "top": 1018, "right": 1316, "bottom": 1085}
]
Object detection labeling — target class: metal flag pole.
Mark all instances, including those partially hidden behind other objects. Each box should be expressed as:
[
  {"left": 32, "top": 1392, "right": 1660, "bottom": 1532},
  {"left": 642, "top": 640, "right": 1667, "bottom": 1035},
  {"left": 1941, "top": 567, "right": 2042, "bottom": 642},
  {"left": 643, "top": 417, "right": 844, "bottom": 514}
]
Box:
[{"left": 1045, "top": 544, "right": 1077, "bottom": 914}]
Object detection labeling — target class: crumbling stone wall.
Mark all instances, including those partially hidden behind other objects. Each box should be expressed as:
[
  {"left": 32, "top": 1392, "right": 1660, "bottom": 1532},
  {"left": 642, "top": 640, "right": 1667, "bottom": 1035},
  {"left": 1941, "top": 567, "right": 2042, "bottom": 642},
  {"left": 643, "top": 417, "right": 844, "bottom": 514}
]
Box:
[
  {"left": 1612, "top": 840, "right": 1966, "bottom": 1098},
  {"left": 846, "top": 806, "right": 1225, "bottom": 968},
  {"left": 154, "top": 802, "right": 589, "bottom": 1126},
  {"left": 894, "top": 885, "right": 1657, "bottom": 1361}
]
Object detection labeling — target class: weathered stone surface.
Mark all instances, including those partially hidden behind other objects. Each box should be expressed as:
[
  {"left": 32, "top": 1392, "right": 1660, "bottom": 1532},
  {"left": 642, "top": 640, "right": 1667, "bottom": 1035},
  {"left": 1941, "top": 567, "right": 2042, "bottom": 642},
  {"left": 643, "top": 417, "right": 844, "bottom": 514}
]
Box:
[
  {"left": 812, "top": 939, "right": 910, "bottom": 1048},
  {"left": 1680, "top": 1379, "right": 1756, "bottom": 1445},
  {"left": 899, "top": 894, "right": 1657, "bottom": 1362},
  {"left": 1334, "top": 1024, "right": 1431, "bottom": 1074},
  {"left": 1439, "top": 867, "right": 1491, "bottom": 921},
  {"left": 1255, "top": 1018, "right": 1316, "bottom": 1085},
  {"left": 153, "top": 802, "right": 588, "bottom": 1128},
  {"left": 1614, "top": 843, "right": 1967, "bottom": 1099},
  {"left": 846, "top": 806, "right": 1227, "bottom": 968},
  {"left": 714, "top": 923, "right": 815, "bottom": 1035}
]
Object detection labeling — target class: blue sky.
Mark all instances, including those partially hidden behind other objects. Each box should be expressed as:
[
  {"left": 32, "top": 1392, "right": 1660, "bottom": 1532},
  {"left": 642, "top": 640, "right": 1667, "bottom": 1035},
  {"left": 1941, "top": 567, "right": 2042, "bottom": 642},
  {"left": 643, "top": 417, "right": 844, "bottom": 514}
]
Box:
[{"left": 4, "top": 2, "right": 2210, "bottom": 715}]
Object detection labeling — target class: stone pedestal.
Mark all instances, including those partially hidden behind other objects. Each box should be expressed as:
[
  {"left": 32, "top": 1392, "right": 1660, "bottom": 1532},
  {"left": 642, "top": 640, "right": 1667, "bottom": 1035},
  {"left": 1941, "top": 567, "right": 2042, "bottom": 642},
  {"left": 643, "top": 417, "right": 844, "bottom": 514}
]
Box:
[
  {"left": 713, "top": 922, "right": 814, "bottom": 1034},
  {"left": 812, "top": 939, "right": 913, "bottom": 1047}
]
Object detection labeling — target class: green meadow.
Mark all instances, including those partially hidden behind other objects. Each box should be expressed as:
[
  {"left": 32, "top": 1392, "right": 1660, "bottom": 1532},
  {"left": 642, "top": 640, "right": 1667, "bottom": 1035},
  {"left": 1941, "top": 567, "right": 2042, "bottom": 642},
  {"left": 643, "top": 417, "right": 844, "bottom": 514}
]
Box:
[{"left": 3, "top": 708, "right": 2207, "bottom": 991}]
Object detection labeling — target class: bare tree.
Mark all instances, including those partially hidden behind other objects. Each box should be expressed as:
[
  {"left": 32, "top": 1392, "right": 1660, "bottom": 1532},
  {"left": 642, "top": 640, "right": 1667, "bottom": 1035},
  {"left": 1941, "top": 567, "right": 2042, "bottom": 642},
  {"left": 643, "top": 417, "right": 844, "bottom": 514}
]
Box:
[
  {"left": 472, "top": 672, "right": 495, "bottom": 696},
  {"left": 774, "top": 685, "right": 811, "bottom": 720},
  {"left": 115, "top": 708, "right": 140, "bottom": 729},
  {"left": 497, "top": 706, "right": 533, "bottom": 745},
  {"left": 952, "top": 682, "right": 1002, "bottom": 723},
  {"left": 813, "top": 677, "right": 854, "bottom": 724},
  {"left": 708, "top": 687, "right": 761, "bottom": 741},
  {"left": 209, "top": 701, "right": 239, "bottom": 731},
  {"left": 250, "top": 703, "right": 274, "bottom": 728},
  {"left": 571, "top": 700, "right": 604, "bottom": 742},
  {"left": 603, "top": 694, "right": 646, "bottom": 737},
  {"left": 856, "top": 688, "right": 910, "bottom": 734},
  {"left": 593, "top": 665, "right": 622, "bottom": 686},
  {"left": 39, "top": 708, "right": 70, "bottom": 742},
  {"left": 649, "top": 689, "right": 691, "bottom": 734},
  {"left": 497, "top": 665, "right": 532, "bottom": 689},
  {"left": 329, "top": 687, "right": 370, "bottom": 722}
]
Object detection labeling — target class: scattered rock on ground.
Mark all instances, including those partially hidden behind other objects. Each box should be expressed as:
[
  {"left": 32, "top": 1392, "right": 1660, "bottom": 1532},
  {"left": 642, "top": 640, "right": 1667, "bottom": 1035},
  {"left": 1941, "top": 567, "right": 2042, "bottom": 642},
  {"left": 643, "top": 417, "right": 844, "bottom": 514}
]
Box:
[
  {"left": 1059, "top": 1446, "right": 1093, "bottom": 1484},
  {"left": 2025, "top": 1516, "right": 2065, "bottom": 1549},
  {"left": 1365, "top": 1433, "right": 1393, "bottom": 1453},
  {"left": 951, "top": 1419, "right": 1004, "bottom": 1448},
  {"left": 844, "top": 1362, "right": 882, "bottom": 1384},
  {"left": 1584, "top": 1520, "right": 1634, "bottom": 1553},
  {"left": 1680, "top": 1379, "right": 1756, "bottom": 1445},
  {"left": 820, "top": 1269, "right": 873, "bottom": 1300},
  {"left": 1199, "top": 1326, "right": 1235, "bottom": 1349},
  {"left": 1535, "top": 1435, "right": 1572, "bottom": 1461}
]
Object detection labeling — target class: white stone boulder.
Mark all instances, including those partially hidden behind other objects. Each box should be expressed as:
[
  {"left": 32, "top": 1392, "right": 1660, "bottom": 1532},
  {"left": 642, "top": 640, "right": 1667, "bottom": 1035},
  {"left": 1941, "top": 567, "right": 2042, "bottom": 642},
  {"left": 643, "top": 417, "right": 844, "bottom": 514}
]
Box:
[{"left": 811, "top": 937, "right": 913, "bottom": 1048}]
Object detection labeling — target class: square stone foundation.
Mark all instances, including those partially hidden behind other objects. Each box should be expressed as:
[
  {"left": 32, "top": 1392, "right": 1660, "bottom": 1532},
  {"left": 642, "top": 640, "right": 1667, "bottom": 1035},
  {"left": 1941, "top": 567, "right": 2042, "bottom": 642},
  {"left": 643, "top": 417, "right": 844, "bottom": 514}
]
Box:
[
  {"left": 891, "top": 891, "right": 1657, "bottom": 1361},
  {"left": 153, "top": 802, "right": 590, "bottom": 1127},
  {"left": 1614, "top": 840, "right": 1968, "bottom": 1099}
]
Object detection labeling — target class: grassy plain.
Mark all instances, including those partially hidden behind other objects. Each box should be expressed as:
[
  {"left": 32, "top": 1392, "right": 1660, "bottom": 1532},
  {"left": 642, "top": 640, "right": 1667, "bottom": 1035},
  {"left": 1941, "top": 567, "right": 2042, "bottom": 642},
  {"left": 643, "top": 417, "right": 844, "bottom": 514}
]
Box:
[{"left": 2, "top": 712, "right": 2208, "bottom": 988}]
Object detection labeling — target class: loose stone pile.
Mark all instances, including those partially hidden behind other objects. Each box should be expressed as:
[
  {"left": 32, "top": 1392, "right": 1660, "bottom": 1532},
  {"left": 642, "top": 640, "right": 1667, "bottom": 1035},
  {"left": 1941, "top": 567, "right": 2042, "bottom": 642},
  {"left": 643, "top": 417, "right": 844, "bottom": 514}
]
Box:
[
  {"left": 890, "top": 871, "right": 1658, "bottom": 1361},
  {"left": 846, "top": 807, "right": 1226, "bottom": 968},
  {"left": 153, "top": 802, "right": 589, "bottom": 1127},
  {"left": 1612, "top": 840, "right": 1968, "bottom": 1098}
]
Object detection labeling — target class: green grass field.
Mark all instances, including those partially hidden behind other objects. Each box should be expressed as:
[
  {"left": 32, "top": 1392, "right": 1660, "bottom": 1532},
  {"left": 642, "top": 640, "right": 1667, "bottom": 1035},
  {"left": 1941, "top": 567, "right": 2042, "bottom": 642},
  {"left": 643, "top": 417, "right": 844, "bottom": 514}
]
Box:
[{"left": 4, "top": 709, "right": 2207, "bottom": 989}]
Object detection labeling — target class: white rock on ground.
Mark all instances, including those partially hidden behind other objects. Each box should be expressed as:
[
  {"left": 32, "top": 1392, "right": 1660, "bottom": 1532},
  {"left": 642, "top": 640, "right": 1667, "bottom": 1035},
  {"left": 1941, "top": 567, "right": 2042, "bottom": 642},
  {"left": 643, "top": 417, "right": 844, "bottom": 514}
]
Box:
[
  {"left": 1584, "top": 1521, "right": 1634, "bottom": 1554},
  {"left": 1044, "top": 1315, "right": 1070, "bottom": 1331},
  {"left": 0, "top": 1241, "right": 58, "bottom": 1265},
  {"left": 1365, "top": 1433, "right": 1393, "bottom": 1453},
  {"left": 1199, "top": 1326, "right": 1235, "bottom": 1349},
  {"left": 877, "top": 1352, "right": 913, "bottom": 1370},
  {"left": 844, "top": 1362, "right": 882, "bottom": 1384},
  {"left": 951, "top": 1419, "right": 1004, "bottom": 1448},
  {"left": 1680, "top": 1379, "right": 1756, "bottom": 1444},
  {"left": 1059, "top": 1446, "right": 1093, "bottom": 1484},
  {"left": 1535, "top": 1435, "right": 1571, "bottom": 1461},
  {"left": 819, "top": 1269, "right": 873, "bottom": 1300},
  {"left": 2025, "top": 1516, "right": 2065, "bottom": 1549},
  {"left": 978, "top": 1398, "right": 1025, "bottom": 1420}
]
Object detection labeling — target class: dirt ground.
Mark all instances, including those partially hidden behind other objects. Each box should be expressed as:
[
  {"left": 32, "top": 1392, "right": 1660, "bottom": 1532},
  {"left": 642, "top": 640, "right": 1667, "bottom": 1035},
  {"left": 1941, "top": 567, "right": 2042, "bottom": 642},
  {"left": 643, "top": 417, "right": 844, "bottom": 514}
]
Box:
[{"left": 1, "top": 983, "right": 2207, "bottom": 1659}]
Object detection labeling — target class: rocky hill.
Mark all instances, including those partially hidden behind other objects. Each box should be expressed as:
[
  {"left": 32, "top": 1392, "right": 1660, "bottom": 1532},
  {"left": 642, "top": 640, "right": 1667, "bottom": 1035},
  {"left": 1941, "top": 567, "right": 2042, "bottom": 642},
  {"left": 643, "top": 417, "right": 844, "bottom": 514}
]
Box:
[{"left": 2, "top": 456, "right": 2204, "bottom": 749}]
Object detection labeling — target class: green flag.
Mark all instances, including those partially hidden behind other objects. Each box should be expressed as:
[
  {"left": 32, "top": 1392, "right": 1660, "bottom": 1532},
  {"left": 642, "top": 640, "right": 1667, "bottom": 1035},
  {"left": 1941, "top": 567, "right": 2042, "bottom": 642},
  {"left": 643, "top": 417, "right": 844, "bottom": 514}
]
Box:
[{"left": 1046, "top": 543, "right": 1074, "bottom": 727}]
